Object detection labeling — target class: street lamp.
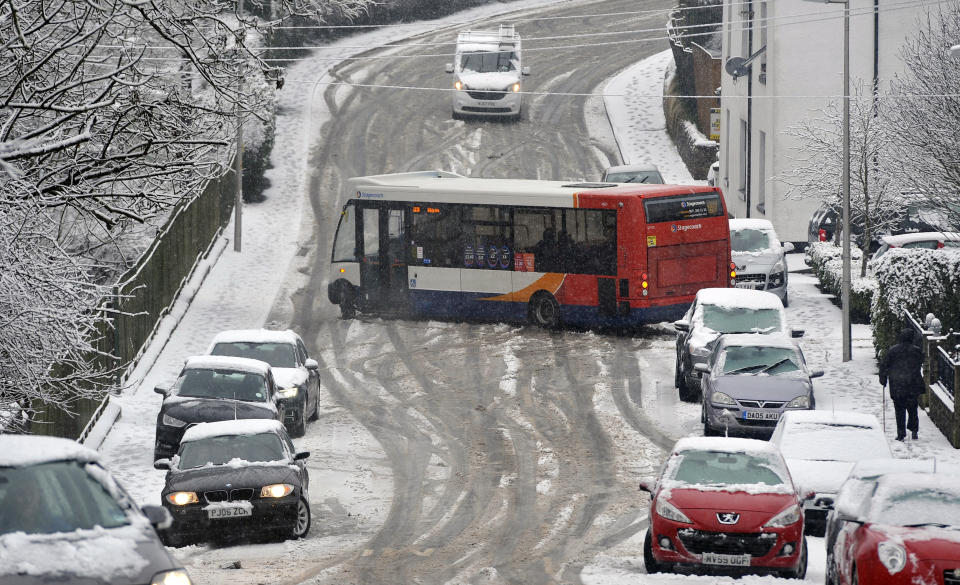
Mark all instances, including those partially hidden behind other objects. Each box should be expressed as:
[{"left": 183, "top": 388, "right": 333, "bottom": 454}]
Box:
[{"left": 802, "top": 0, "right": 852, "bottom": 361}]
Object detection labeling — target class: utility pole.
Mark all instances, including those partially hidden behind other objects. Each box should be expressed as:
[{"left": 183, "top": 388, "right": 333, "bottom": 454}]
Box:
[{"left": 234, "top": 0, "right": 244, "bottom": 253}]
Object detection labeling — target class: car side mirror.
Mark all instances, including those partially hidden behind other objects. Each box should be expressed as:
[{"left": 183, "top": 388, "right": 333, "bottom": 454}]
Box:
[
  {"left": 802, "top": 491, "right": 816, "bottom": 501},
  {"left": 638, "top": 479, "right": 654, "bottom": 493},
  {"left": 305, "top": 358, "right": 319, "bottom": 370},
  {"left": 444, "top": 63, "right": 454, "bottom": 74},
  {"left": 295, "top": 451, "right": 311, "bottom": 461},
  {"left": 521, "top": 66, "right": 531, "bottom": 76},
  {"left": 674, "top": 320, "right": 690, "bottom": 333},
  {"left": 142, "top": 505, "right": 173, "bottom": 531},
  {"left": 783, "top": 242, "right": 795, "bottom": 253},
  {"left": 694, "top": 363, "right": 710, "bottom": 374},
  {"left": 153, "top": 458, "right": 171, "bottom": 470},
  {"left": 810, "top": 369, "right": 825, "bottom": 378},
  {"left": 153, "top": 385, "right": 170, "bottom": 396},
  {"left": 791, "top": 329, "right": 805, "bottom": 338}
]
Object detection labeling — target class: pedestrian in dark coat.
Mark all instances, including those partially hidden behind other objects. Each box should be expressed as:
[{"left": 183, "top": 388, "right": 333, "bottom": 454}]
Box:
[{"left": 879, "top": 327, "right": 925, "bottom": 440}]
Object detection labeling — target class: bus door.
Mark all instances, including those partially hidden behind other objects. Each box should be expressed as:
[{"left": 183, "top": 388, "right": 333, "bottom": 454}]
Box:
[{"left": 359, "top": 204, "right": 409, "bottom": 311}]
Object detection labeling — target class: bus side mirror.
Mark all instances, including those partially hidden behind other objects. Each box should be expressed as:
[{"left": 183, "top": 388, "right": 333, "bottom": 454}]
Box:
[
  {"left": 522, "top": 66, "right": 531, "bottom": 76},
  {"left": 444, "top": 63, "right": 454, "bottom": 74}
]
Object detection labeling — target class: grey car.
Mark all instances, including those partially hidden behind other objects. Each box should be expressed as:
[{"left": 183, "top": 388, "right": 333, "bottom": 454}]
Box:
[
  {"left": 674, "top": 288, "right": 803, "bottom": 402},
  {"left": 697, "top": 334, "right": 823, "bottom": 437},
  {"left": 729, "top": 218, "right": 794, "bottom": 306},
  {"left": 600, "top": 163, "right": 664, "bottom": 184}
]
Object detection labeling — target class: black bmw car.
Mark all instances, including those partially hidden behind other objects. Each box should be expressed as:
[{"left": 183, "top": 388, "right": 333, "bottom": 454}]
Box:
[
  {"left": 155, "top": 419, "right": 310, "bottom": 546},
  {"left": 153, "top": 355, "right": 285, "bottom": 462}
]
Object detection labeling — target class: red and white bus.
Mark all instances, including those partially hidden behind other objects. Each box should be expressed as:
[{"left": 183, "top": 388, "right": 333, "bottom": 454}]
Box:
[{"left": 328, "top": 171, "right": 734, "bottom": 328}]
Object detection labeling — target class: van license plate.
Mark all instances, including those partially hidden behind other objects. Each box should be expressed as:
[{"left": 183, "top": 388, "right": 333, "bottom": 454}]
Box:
[
  {"left": 477, "top": 101, "right": 496, "bottom": 106},
  {"left": 702, "top": 552, "right": 751, "bottom": 566}
]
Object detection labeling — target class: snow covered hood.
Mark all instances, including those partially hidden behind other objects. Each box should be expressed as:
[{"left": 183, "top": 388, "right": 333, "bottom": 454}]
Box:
[
  {"left": 0, "top": 436, "right": 98, "bottom": 468},
  {"left": 182, "top": 355, "right": 270, "bottom": 376},
  {"left": 786, "top": 458, "right": 855, "bottom": 495},
  {"left": 181, "top": 419, "right": 284, "bottom": 443},
  {"left": 272, "top": 367, "right": 308, "bottom": 390}
]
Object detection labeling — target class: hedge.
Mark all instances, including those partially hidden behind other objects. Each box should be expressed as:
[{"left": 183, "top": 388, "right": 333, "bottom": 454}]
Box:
[{"left": 804, "top": 242, "right": 875, "bottom": 324}]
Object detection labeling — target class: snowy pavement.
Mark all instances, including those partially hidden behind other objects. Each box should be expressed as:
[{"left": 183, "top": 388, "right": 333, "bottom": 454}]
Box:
[{"left": 89, "top": 2, "right": 960, "bottom": 584}]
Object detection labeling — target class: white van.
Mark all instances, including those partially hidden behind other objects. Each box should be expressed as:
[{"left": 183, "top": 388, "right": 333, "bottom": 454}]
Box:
[{"left": 444, "top": 25, "right": 530, "bottom": 121}]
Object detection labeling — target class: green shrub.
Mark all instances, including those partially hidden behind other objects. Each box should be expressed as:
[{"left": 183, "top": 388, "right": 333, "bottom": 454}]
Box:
[{"left": 804, "top": 242, "right": 874, "bottom": 323}]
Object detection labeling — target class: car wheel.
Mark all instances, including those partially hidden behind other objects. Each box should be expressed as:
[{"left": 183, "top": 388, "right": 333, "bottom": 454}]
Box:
[
  {"left": 307, "top": 388, "right": 320, "bottom": 422},
  {"left": 643, "top": 529, "right": 664, "bottom": 574},
  {"left": 677, "top": 369, "right": 697, "bottom": 402},
  {"left": 290, "top": 406, "right": 306, "bottom": 438},
  {"left": 674, "top": 357, "right": 682, "bottom": 389},
  {"left": 791, "top": 536, "right": 808, "bottom": 580},
  {"left": 339, "top": 285, "right": 357, "bottom": 319},
  {"left": 291, "top": 497, "right": 311, "bottom": 539},
  {"left": 825, "top": 552, "right": 837, "bottom": 585},
  {"left": 161, "top": 530, "right": 190, "bottom": 548},
  {"left": 782, "top": 291, "right": 790, "bottom": 308},
  {"left": 529, "top": 293, "right": 560, "bottom": 329}
]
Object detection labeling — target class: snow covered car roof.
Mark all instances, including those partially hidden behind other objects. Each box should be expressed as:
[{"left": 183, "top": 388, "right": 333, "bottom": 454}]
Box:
[
  {"left": 695, "top": 287, "right": 785, "bottom": 309},
  {"left": 848, "top": 457, "right": 941, "bottom": 479},
  {"left": 603, "top": 163, "right": 660, "bottom": 175},
  {"left": 729, "top": 218, "right": 776, "bottom": 232},
  {"left": 878, "top": 231, "right": 960, "bottom": 247},
  {"left": 0, "top": 435, "right": 99, "bottom": 467},
  {"left": 182, "top": 355, "right": 271, "bottom": 376},
  {"left": 673, "top": 436, "right": 781, "bottom": 456},
  {"left": 778, "top": 409, "right": 881, "bottom": 427},
  {"left": 773, "top": 410, "right": 890, "bottom": 462},
  {"left": 209, "top": 329, "right": 300, "bottom": 346},
  {"left": 181, "top": 419, "right": 286, "bottom": 443},
  {"left": 714, "top": 333, "right": 799, "bottom": 350}
]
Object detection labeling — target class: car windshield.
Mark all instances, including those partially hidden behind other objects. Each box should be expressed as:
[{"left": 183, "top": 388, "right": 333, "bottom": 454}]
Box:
[
  {"left": 869, "top": 487, "right": 960, "bottom": 526},
  {"left": 0, "top": 462, "right": 129, "bottom": 535},
  {"left": 700, "top": 305, "right": 782, "bottom": 334},
  {"left": 731, "top": 228, "right": 774, "bottom": 253},
  {"left": 460, "top": 51, "right": 517, "bottom": 73},
  {"left": 176, "top": 369, "right": 268, "bottom": 402},
  {"left": 177, "top": 433, "right": 286, "bottom": 470},
  {"left": 604, "top": 171, "right": 663, "bottom": 184},
  {"left": 720, "top": 345, "right": 801, "bottom": 375},
  {"left": 211, "top": 342, "right": 297, "bottom": 368},
  {"left": 670, "top": 450, "right": 787, "bottom": 487}
]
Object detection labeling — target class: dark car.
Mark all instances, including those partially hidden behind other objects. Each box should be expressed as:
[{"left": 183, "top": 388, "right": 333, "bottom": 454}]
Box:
[
  {"left": 207, "top": 329, "right": 320, "bottom": 438},
  {"left": 155, "top": 419, "right": 310, "bottom": 546},
  {"left": 697, "top": 334, "right": 822, "bottom": 437},
  {"left": 0, "top": 435, "right": 191, "bottom": 585},
  {"left": 153, "top": 355, "right": 285, "bottom": 461},
  {"left": 808, "top": 201, "right": 954, "bottom": 250}
]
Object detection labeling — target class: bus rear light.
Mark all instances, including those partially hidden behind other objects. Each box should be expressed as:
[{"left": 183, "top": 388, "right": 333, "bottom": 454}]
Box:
[
  {"left": 641, "top": 272, "right": 648, "bottom": 280},
  {"left": 642, "top": 289, "right": 648, "bottom": 296},
  {"left": 641, "top": 281, "right": 648, "bottom": 289}
]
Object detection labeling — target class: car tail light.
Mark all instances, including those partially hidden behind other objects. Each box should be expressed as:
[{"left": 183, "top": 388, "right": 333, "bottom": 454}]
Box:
[{"left": 938, "top": 241, "right": 945, "bottom": 249}]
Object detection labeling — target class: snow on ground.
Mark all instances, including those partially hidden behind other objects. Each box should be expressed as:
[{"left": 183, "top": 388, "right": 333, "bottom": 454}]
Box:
[{"left": 90, "top": 2, "right": 960, "bottom": 584}]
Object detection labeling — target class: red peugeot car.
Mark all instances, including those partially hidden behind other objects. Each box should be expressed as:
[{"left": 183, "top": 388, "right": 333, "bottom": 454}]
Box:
[
  {"left": 831, "top": 473, "right": 960, "bottom": 585},
  {"left": 640, "top": 437, "right": 807, "bottom": 578}
]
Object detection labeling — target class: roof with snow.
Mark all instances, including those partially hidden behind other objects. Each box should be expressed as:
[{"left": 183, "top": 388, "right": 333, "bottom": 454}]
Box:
[
  {"left": 0, "top": 435, "right": 99, "bottom": 467},
  {"left": 209, "top": 329, "right": 300, "bottom": 346},
  {"left": 778, "top": 409, "right": 881, "bottom": 428},
  {"left": 181, "top": 419, "right": 286, "bottom": 443},
  {"left": 729, "top": 218, "right": 776, "bottom": 232},
  {"left": 182, "top": 355, "right": 271, "bottom": 376},
  {"left": 878, "top": 231, "right": 960, "bottom": 247},
  {"left": 695, "top": 287, "right": 784, "bottom": 309},
  {"left": 673, "top": 436, "right": 781, "bottom": 456}
]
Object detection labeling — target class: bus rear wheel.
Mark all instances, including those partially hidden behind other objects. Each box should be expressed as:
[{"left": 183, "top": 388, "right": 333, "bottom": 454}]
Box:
[{"left": 529, "top": 293, "right": 560, "bottom": 329}]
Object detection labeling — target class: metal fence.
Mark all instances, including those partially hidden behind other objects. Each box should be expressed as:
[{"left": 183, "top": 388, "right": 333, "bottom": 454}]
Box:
[
  {"left": 30, "top": 168, "right": 236, "bottom": 439},
  {"left": 908, "top": 309, "right": 960, "bottom": 447}
]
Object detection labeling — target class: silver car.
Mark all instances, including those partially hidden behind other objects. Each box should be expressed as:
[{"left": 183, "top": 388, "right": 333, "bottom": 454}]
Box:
[
  {"left": 674, "top": 288, "right": 804, "bottom": 402},
  {"left": 697, "top": 334, "right": 823, "bottom": 437},
  {"left": 729, "top": 218, "right": 794, "bottom": 306},
  {"left": 600, "top": 163, "right": 664, "bottom": 184}
]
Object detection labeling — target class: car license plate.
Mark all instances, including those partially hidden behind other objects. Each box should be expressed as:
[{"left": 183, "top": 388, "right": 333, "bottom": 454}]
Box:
[
  {"left": 735, "top": 282, "right": 760, "bottom": 289},
  {"left": 477, "top": 101, "right": 496, "bottom": 106},
  {"left": 207, "top": 506, "right": 252, "bottom": 519},
  {"left": 743, "top": 410, "right": 780, "bottom": 421},
  {"left": 702, "top": 552, "right": 751, "bottom": 566}
]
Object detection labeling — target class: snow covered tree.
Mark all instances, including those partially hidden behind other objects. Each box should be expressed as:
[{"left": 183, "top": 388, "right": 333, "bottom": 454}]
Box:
[
  {"left": 0, "top": 0, "right": 373, "bottom": 432},
  {"left": 886, "top": 4, "right": 960, "bottom": 229},
  {"left": 778, "top": 81, "right": 907, "bottom": 277}
]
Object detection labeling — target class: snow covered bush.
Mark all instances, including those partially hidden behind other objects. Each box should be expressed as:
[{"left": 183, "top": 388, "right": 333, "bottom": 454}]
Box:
[
  {"left": 804, "top": 242, "right": 875, "bottom": 323},
  {"left": 871, "top": 249, "right": 960, "bottom": 355}
]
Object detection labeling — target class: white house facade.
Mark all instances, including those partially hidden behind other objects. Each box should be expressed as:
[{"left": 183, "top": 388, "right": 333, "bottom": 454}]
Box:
[{"left": 718, "top": 0, "right": 931, "bottom": 243}]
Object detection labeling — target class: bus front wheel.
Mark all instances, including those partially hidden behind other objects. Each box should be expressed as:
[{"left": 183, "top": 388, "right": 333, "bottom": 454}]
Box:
[{"left": 529, "top": 293, "right": 560, "bottom": 329}]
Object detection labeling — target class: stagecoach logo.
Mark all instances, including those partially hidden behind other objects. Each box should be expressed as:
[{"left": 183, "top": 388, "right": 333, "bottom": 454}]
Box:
[
  {"left": 717, "top": 512, "right": 740, "bottom": 525},
  {"left": 671, "top": 223, "right": 703, "bottom": 233}
]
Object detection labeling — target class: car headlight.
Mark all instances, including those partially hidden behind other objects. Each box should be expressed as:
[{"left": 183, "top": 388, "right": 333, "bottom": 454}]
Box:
[
  {"left": 150, "top": 569, "right": 192, "bottom": 585},
  {"left": 260, "top": 484, "right": 295, "bottom": 498},
  {"left": 764, "top": 503, "right": 801, "bottom": 528},
  {"left": 165, "top": 492, "right": 199, "bottom": 506},
  {"left": 454, "top": 80, "right": 463, "bottom": 90},
  {"left": 785, "top": 395, "right": 810, "bottom": 408},
  {"left": 877, "top": 541, "right": 906, "bottom": 574},
  {"left": 162, "top": 413, "right": 187, "bottom": 428},
  {"left": 655, "top": 498, "right": 692, "bottom": 524},
  {"left": 511, "top": 82, "right": 520, "bottom": 92},
  {"left": 277, "top": 386, "right": 299, "bottom": 399},
  {"left": 768, "top": 270, "right": 786, "bottom": 288},
  {"left": 711, "top": 391, "right": 737, "bottom": 406}
]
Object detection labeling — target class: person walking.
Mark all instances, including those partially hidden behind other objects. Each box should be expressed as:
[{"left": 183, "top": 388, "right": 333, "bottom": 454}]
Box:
[{"left": 879, "top": 327, "right": 925, "bottom": 441}]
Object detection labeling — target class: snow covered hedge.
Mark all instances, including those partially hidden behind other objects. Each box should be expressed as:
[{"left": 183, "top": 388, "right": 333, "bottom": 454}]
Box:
[
  {"left": 871, "top": 249, "right": 960, "bottom": 355},
  {"left": 804, "top": 242, "right": 875, "bottom": 323}
]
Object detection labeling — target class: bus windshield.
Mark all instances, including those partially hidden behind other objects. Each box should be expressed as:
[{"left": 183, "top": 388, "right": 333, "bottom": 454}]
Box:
[{"left": 332, "top": 203, "right": 357, "bottom": 262}]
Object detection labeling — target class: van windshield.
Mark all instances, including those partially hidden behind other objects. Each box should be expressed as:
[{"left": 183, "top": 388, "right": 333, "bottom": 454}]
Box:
[{"left": 460, "top": 51, "right": 517, "bottom": 73}]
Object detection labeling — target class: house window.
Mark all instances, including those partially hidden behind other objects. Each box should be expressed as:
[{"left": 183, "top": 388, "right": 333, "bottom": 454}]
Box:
[
  {"left": 724, "top": 109, "right": 731, "bottom": 187},
  {"left": 759, "top": 2, "right": 768, "bottom": 84},
  {"left": 757, "top": 131, "right": 766, "bottom": 214}
]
